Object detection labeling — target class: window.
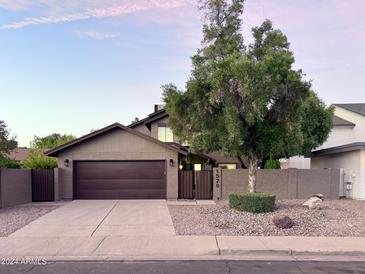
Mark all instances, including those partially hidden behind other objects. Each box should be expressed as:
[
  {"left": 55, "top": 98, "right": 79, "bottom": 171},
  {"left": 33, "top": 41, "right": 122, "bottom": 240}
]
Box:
[
  {"left": 218, "top": 163, "right": 237, "bottom": 170},
  {"left": 194, "top": 164, "right": 202, "bottom": 171},
  {"left": 158, "top": 126, "right": 174, "bottom": 142}
]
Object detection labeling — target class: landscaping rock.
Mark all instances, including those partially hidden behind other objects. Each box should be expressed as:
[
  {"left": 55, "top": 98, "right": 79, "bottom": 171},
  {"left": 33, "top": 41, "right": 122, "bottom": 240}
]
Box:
[
  {"left": 272, "top": 215, "right": 294, "bottom": 229},
  {"left": 303, "top": 197, "right": 322, "bottom": 209},
  {"left": 168, "top": 199, "right": 365, "bottom": 237},
  {"left": 313, "top": 193, "right": 324, "bottom": 200}
]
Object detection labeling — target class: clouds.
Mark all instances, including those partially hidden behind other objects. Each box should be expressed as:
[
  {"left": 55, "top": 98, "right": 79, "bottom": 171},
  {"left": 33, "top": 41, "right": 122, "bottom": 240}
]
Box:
[
  {"left": 0, "top": 0, "right": 188, "bottom": 29},
  {"left": 75, "top": 30, "right": 119, "bottom": 40}
]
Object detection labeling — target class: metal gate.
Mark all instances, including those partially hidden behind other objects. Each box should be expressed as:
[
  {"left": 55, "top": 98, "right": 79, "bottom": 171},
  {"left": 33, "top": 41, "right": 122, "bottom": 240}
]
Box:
[
  {"left": 178, "top": 170, "right": 212, "bottom": 199},
  {"left": 31, "top": 169, "right": 55, "bottom": 202}
]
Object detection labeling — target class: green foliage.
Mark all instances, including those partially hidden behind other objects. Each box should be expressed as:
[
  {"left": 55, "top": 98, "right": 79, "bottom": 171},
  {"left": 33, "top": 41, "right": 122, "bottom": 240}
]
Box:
[
  {"left": 0, "top": 120, "right": 17, "bottom": 158},
  {"left": 263, "top": 158, "right": 281, "bottom": 169},
  {"left": 21, "top": 149, "right": 57, "bottom": 169},
  {"left": 21, "top": 133, "right": 75, "bottom": 169},
  {"left": 229, "top": 192, "right": 276, "bottom": 213},
  {"left": 32, "top": 133, "right": 76, "bottom": 149},
  {"left": 163, "top": 0, "right": 333, "bottom": 192},
  {"left": 0, "top": 157, "right": 21, "bottom": 168}
]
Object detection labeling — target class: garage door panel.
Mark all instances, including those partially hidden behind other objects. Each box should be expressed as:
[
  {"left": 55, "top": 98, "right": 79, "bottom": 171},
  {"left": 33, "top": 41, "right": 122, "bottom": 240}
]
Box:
[
  {"left": 76, "top": 179, "right": 165, "bottom": 190},
  {"left": 74, "top": 161, "right": 166, "bottom": 199},
  {"left": 77, "top": 170, "right": 165, "bottom": 180},
  {"left": 77, "top": 189, "right": 166, "bottom": 200}
]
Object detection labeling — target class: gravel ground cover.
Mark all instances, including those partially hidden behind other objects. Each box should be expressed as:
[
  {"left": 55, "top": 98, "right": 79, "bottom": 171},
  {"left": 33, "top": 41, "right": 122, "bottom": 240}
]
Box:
[
  {"left": 0, "top": 205, "right": 59, "bottom": 237},
  {"left": 168, "top": 199, "right": 365, "bottom": 236}
]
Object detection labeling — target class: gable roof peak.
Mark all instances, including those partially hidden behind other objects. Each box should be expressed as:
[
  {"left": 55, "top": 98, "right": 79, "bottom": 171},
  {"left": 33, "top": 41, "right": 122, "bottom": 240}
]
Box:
[{"left": 333, "top": 103, "right": 365, "bottom": 117}]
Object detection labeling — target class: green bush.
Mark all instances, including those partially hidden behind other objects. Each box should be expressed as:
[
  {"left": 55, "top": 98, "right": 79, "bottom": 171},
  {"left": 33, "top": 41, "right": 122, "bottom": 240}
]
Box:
[
  {"left": 264, "top": 158, "right": 281, "bottom": 169},
  {"left": 229, "top": 192, "right": 276, "bottom": 213},
  {"left": 0, "top": 157, "right": 21, "bottom": 168},
  {"left": 21, "top": 149, "right": 57, "bottom": 169}
]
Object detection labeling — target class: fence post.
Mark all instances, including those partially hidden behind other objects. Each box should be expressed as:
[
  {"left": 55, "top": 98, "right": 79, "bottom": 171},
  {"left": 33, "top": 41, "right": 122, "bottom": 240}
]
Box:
[
  {"left": 213, "top": 167, "right": 222, "bottom": 201},
  {"left": 54, "top": 168, "right": 60, "bottom": 201}
]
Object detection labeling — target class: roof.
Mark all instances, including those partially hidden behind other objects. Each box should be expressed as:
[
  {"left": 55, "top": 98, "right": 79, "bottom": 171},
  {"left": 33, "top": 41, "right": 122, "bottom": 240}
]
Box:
[
  {"left": 7, "top": 148, "right": 29, "bottom": 162},
  {"left": 332, "top": 115, "right": 355, "bottom": 127},
  {"left": 310, "top": 142, "right": 365, "bottom": 157},
  {"left": 333, "top": 104, "right": 365, "bottom": 117},
  {"left": 45, "top": 122, "right": 188, "bottom": 157},
  {"left": 128, "top": 109, "right": 168, "bottom": 128}
]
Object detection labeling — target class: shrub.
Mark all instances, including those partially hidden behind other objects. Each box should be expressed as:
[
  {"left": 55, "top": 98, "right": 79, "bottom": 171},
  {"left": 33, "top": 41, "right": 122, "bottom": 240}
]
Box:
[
  {"left": 0, "top": 157, "right": 21, "bottom": 168},
  {"left": 229, "top": 192, "right": 276, "bottom": 213},
  {"left": 21, "top": 149, "right": 57, "bottom": 169},
  {"left": 264, "top": 158, "right": 281, "bottom": 169}
]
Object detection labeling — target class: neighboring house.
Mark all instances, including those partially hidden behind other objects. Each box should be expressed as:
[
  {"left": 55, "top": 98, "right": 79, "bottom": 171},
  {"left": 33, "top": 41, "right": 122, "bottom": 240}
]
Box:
[
  {"left": 310, "top": 104, "right": 365, "bottom": 200},
  {"left": 45, "top": 105, "right": 241, "bottom": 200},
  {"left": 7, "top": 147, "right": 29, "bottom": 162}
]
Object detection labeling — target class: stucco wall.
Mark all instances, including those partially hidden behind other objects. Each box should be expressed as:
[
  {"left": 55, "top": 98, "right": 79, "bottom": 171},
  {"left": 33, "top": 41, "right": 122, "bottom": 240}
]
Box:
[
  {"left": 56, "top": 128, "right": 179, "bottom": 199},
  {"left": 0, "top": 168, "right": 32, "bottom": 208},
  {"left": 220, "top": 168, "right": 340, "bottom": 200},
  {"left": 315, "top": 107, "right": 365, "bottom": 151},
  {"left": 311, "top": 150, "right": 364, "bottom": 199}
]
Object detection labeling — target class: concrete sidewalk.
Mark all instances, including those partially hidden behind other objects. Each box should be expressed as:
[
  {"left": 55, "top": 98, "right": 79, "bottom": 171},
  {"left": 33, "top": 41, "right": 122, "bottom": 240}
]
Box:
[{"left": 0, "top": 236, "right": 364, "bottom": 260}]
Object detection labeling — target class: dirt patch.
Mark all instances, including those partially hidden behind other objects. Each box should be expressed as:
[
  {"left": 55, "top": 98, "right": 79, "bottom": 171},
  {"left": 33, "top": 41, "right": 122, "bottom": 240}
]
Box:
[
  {"left": 0, "top": 205, "right": 59, "bottom": 237},
  {"left": 168, "top": 199, "right": 365, "bottom": 236}
]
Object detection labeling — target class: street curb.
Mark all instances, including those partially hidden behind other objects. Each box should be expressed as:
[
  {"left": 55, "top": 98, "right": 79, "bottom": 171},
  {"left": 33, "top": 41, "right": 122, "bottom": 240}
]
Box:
[{"left": 219, "top": 249, "right": 291, "bottom": 256}]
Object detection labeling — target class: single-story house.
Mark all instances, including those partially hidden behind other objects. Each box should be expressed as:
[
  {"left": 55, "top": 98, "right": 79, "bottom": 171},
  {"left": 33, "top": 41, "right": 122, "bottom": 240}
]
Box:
[
  {"left": 7, "top": 147, "right": 29, "bottom": 162},
  {"left": 310, "top": 103, "right": 365, "bottom": 200}
]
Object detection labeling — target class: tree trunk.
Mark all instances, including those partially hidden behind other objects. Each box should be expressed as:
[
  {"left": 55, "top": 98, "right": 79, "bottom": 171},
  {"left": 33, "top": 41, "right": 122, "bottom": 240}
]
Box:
[{"left": 248, "top": 158, "right": 259, "bottom": 193}]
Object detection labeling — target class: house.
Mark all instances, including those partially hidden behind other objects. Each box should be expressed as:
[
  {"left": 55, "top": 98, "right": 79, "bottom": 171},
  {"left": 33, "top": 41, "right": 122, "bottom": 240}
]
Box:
[
  {"left": 7, "top": 147, "right": 29, "bottom": 162},
  {"left": 310, "top": 104, "right": 365, "bottom": 200},
  {"left": 45, "top": 105, "right": 241, "bottom": 200}
]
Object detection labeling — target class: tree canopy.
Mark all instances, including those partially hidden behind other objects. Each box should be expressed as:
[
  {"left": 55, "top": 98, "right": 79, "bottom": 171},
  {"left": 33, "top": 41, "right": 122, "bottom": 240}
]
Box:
[
  {"left": 21, "top": 133, "right": 76, "bottom": 169},
  {"left": 163, "top": 0, "right": 333, "bottom": 192},
  {"left": 32, "top": 133, "right": 76, "bottom": 149},
  {"left": 0, "top": 120, "right": 20, "bottom": 168}
]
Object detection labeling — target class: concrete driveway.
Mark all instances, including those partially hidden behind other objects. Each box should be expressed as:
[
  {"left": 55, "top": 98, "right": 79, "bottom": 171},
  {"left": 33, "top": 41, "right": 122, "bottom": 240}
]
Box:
[{"left": 10, "top": 200, "right": 175, "bottom": 237}]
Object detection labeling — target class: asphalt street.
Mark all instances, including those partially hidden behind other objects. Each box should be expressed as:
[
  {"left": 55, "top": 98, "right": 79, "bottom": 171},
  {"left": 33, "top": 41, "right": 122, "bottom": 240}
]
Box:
[{"left": 0, "top": 260, "right": 365, "bottom": 274}]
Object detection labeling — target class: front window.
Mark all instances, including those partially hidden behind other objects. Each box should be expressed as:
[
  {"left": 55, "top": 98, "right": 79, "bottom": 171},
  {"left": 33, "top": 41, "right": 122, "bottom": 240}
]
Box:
[
  {"left": 158, "top": 126, "right": 174, "bottom": 142},
  {"left": 194, "top": 164, "right": 202, "bottom": 171},
  {"left": 218, "top": 163, "right": 237, "bottom": 170}
]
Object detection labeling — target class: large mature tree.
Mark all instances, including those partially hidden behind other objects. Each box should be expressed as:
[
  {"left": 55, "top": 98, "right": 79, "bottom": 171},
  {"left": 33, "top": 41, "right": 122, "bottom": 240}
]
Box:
[
  {"left": 32, "top": 133, "right": 76, "bottom": 149},
  {"left": 0, "top": 120, "right": 16, "bottom": 158},
  {"left": 0, "top": 120, "right": 19, "bottom": 168},
  {"left": 163, "top": 0, "right": 333, "bottom": 192},
  {"left": 22, "top": 133, "right": 76, "bottom": 169}
]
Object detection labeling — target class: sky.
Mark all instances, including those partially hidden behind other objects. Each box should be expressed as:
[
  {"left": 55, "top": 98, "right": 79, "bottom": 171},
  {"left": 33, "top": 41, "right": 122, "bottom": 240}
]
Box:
[{"left": 0, "top": 0, "right": 364, "bottom": 147}]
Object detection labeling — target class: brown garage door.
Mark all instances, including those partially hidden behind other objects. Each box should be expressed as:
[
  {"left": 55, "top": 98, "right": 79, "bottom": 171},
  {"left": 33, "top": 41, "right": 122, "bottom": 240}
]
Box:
[{"left": 74, "top": 161, "right": 166, "bottom": 199}]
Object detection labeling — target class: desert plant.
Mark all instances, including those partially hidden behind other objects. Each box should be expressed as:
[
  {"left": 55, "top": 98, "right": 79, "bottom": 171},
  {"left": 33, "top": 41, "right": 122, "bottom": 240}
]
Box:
[{"left": 229, "top": 192, "right": 276, "bottom": 213}]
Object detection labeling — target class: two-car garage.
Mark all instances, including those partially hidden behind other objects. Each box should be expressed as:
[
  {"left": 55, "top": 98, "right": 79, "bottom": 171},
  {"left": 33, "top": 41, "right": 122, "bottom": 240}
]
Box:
[
  {"left": 74, "top": 161, "right": 166, "bottom": 199},
  {"left": 45, "top": 123, "right": 185, "bottom": 200}
]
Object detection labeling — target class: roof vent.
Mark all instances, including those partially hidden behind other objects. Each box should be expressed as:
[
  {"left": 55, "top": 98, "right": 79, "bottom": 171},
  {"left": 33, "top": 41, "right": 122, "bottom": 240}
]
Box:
[
  {"left": 154, "top": 104, "right": 164, "bottom": 112},
  {"left": 131, "top": 117, "right": 139, "bottom": 124}
]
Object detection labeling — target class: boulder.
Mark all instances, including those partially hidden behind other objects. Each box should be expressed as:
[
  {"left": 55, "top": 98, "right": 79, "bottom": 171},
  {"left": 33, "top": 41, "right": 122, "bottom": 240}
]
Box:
[
  {"left": 273, "top": 215, "right": 294, "bottom": 229},
  {"left": 313, "top": 193, "right": 324, "bottom": 200},
  {"left": 303, "top": 196, "right": 322, "bottom": 209}
]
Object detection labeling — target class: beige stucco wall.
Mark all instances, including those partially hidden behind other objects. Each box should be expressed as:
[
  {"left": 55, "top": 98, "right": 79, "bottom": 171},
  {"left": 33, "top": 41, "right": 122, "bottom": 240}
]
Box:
[
  {"left": 221, "top": 168, "right": 340, "bottom": 200},
  {"left": 311, "top": 150, "right": 364, "bottom": 200},
  {"left": 57, "top": 128, "right": 179, "bottom": 200},
  {"left": 0, "top": 168, "right": 32, "bottom": 208},
  {"left": 316, "top": 106, "right": 365, "bottom": 151}
]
